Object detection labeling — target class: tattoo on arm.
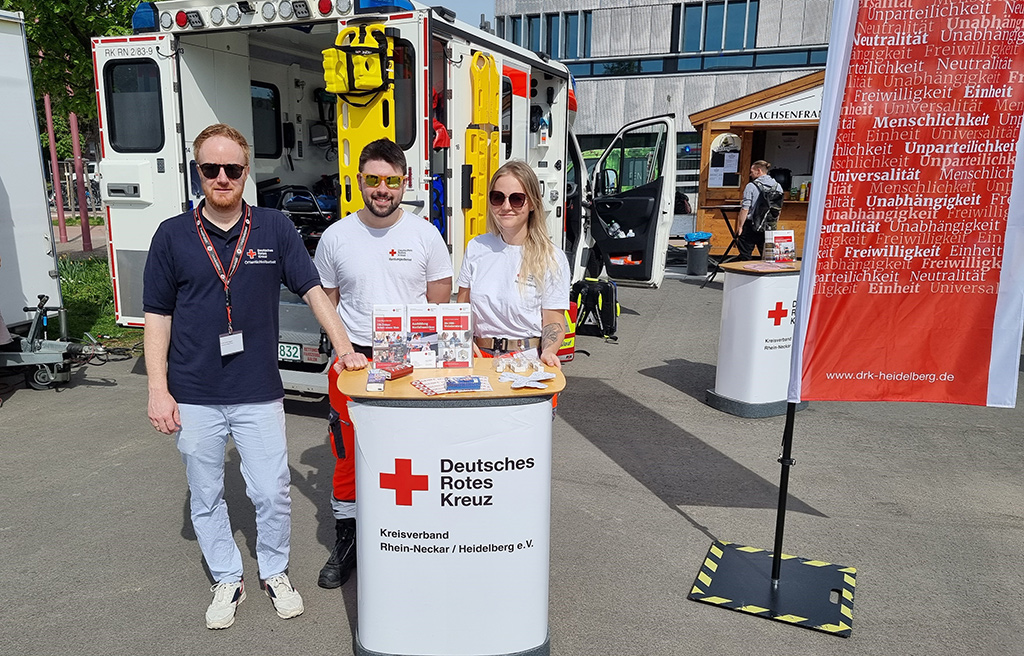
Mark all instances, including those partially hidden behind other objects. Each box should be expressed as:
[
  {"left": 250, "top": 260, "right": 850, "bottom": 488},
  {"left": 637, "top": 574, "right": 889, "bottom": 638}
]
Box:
[{"left": 540, "top": 322, "right": 565, "bottom": 353}]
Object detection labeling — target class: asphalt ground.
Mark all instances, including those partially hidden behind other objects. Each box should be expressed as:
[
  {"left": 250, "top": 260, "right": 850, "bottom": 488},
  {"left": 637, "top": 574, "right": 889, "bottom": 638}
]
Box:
[{"left": 1, "top": 265, "right": 1022, "bottom": 656}]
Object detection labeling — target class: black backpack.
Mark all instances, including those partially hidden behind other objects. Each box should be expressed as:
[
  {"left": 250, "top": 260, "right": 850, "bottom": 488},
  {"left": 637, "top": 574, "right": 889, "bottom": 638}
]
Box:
[
  {"left": 572, "top": 278, "right": 620, "bottom": 341},
  {"left": 751, "top": 179, "right": 783, "bottom": 231}
]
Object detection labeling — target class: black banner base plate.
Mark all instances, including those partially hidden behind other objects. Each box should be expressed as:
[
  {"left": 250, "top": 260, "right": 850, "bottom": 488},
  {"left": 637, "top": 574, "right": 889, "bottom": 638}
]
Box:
[{"left": 687, "top": 540, "right": 856, "bottom": 637}]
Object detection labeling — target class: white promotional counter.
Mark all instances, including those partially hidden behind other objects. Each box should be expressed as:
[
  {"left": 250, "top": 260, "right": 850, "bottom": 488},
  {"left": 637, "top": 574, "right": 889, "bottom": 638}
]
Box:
[
  {"left": 706, "top": 262, "right": 806, "bottom": 417},
  {"left": 337, "top": 365, "right": 565, "bottom": 656}
]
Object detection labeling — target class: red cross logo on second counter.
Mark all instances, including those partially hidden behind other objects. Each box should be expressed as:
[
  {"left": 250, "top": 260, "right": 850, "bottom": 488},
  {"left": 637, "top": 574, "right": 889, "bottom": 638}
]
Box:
[
  {"left": 768, "top": 301, "right": 788, "bottom": 326},
  {"left": 389, "top": 249, "right": 397, "bottom": 256},
  {"left": 380, "top": 458, "right": 429, "bottom": 506},
  {"left": 246, "top": 249, "right": 256, "bottom": 259}
]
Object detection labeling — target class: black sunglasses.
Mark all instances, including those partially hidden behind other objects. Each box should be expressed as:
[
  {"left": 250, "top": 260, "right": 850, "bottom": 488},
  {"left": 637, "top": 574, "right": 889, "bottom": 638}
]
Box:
[
  {"left": 488, "top": 191, "right": 527, "bottom": 209},
  {"left": 199, "top": 163, "right": 246, "bottom": 180}
]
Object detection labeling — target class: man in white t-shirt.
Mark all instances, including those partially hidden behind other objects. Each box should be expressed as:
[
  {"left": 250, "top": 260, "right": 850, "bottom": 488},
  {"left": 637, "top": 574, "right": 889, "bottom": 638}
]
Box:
[{"left": 312, "top": 138, "right": 452, "bottom": 590}]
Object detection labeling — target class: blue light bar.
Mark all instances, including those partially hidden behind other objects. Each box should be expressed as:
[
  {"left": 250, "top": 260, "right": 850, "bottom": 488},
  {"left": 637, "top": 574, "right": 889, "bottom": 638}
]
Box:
[
  {"left": 355, "top": 0, "right": 416, "bottom": 14},
  {"left": 132, "top": 2, "right": 159, "bottom": 33}
]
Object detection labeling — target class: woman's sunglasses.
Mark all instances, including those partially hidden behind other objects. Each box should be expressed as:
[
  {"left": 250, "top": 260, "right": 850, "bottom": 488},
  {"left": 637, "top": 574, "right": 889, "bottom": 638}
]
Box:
[
  {"left": 198, "top": 163, "right": 246, "bottom": 180},
  {"left": 488, "top": 191, "right": 527, "bottom": 209},
  {"left": 363, "top": 174, "right": 404, "bottom": 189}
]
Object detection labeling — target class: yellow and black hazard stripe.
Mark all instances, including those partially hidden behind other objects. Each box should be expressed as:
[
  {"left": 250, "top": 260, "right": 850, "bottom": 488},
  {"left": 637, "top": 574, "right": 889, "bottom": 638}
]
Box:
[{"left": 688, "top": 540, "right": 856, "bottom": 638}]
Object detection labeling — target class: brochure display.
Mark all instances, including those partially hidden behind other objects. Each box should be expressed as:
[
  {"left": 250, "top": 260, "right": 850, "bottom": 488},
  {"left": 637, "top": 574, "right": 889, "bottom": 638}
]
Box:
[
  {"left": 337, "top": 364, "right": 566, "bottom": 656},
  {"left": 706, "top": 262, "right": 804, "bottom": 418}
]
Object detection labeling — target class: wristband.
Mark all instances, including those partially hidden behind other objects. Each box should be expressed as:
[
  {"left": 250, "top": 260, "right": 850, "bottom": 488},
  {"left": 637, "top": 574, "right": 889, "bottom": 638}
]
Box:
[{"left": 339, "top": 351, "right": 355, "bottom": 358}]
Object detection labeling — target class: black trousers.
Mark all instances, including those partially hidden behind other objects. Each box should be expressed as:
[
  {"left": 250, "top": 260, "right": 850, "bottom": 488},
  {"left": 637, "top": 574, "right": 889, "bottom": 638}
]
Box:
[{"left": 737, "top": 221, "right": 765, "bottom": 260}]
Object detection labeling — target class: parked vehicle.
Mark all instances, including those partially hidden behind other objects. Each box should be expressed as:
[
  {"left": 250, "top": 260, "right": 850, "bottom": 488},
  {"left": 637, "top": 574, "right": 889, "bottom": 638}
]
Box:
[
  {"left": 1, "top": 10, "right": 64, "bottom": 340},
  {"left": 92, "top": 0, "right": 676, "bottom": 395}
]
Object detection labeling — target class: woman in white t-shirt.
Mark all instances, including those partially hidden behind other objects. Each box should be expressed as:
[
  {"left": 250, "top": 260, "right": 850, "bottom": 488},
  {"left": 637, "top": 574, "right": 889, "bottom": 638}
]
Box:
[{"left": 456, "top": 160, "right": 570, "bottom": 368}]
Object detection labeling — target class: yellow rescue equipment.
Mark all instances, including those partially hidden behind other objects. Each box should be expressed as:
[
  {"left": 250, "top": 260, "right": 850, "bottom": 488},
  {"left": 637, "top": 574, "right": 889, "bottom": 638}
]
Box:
[
  {"left": 463, "top": 51, "right": 501, "bottom": 248},
  {"left": 322, "top": 23, "right": 397, "bottom": 217}
]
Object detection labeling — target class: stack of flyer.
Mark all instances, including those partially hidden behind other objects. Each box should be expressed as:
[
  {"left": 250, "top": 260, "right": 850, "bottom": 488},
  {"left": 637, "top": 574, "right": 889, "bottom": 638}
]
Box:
[
  {"left": 439, "top": 303, "right": 472, "bottom": 368},
  {"left": 370, "top": 303, "right": 473, "bottom": 369},
  {"left": 764, "top": 229, "right": 795, "bottom": 263},
  {"left": 371, "top": 305, "right": 408, "bottom": 364},
  {"left": 407, "top": 304, "right": 439, "bottom": 368}
]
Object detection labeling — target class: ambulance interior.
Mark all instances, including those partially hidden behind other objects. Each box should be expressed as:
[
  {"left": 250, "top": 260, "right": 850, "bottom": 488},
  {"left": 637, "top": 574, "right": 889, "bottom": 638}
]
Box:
[
  {"left": 175, "top": 21, "right": 566, "bottom": 265},
  {"left": 179, "top": 23, "right": 377, "bottom": 257}
]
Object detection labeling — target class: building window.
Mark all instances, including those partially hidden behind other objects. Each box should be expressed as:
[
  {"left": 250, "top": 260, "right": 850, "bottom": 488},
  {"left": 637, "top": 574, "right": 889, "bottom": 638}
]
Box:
[
  {"left": 566, "top": 46, "right": 827, "bottom": 78},
  {"left": 682, "top": 4, "right": 703, "bottom": 52},
  {"left": 496, "top": 16, "right": 504, "bottom": 39},
  {"left": 582, "top": 11, "right": 592, "bottom": 57},
  {"left": 527, "top": 15, "right": 541, "bottom": 51},
  {"left": 670, "top": 4, "right": 682, "bottom": 54},
  {"left": 509, "top": 16, "right": 522, "bottom": 46},
  {"left": 564, "top": 12, "right": 579, "bottom": 58},
  {"left": 684, "top": 0, "right": 758, "bottom": 53},
  {"left": 545, "top": 13, "right": 560, "bottom": 58}
]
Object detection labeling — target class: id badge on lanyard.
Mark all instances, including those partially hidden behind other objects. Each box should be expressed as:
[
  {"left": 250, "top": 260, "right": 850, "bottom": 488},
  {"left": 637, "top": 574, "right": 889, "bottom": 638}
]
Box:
[{"left": 194, "top": 206, "right": 252, "bottom": 356}]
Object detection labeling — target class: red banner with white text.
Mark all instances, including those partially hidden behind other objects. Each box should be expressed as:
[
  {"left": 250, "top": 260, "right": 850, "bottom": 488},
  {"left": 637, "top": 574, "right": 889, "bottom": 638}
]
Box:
[{"left": 789, "top": 0, "right": 1024, "bottom": 407}]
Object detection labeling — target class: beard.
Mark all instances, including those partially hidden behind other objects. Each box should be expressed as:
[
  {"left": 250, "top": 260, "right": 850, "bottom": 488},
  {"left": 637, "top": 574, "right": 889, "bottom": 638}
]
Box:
[
  {"left": 364, "top": 190, "right": 401, "bottom": 218},
  {"left": 204, "top": 184, "right": 245, "bottom": 213}
]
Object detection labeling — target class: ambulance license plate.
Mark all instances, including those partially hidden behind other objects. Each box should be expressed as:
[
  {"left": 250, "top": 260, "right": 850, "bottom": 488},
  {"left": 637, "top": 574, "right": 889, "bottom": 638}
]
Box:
[{"left": 278, "top": 343, "right": 302, "bottom": 362}]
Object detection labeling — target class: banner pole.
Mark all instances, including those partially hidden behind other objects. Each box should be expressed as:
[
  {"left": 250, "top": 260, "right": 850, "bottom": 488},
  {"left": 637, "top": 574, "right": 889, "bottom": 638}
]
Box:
[{"left": 770, "top": 401, "right": 797, "bottom": 583}]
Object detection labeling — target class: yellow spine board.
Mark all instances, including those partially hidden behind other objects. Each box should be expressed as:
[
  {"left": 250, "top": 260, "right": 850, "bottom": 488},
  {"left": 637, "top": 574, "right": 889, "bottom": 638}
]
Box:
[
  {"left": 464, "top": 52, "right": 501, "bottom": 249},
  {"left": 464, "top": 128, "right": 490, "bottom": 245},
  {"left": 322, "top": 24, "right": 396, "bottom": 217}
]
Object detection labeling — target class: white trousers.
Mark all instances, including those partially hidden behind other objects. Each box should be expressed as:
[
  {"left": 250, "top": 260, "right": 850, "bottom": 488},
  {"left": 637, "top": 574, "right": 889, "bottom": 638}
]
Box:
[{"left": 176, "top": 399, "right": 291, "bottom": 583}]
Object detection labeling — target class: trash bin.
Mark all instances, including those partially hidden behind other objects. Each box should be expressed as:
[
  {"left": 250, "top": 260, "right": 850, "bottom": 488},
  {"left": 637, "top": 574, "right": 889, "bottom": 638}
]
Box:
[{"left": 684, "top": 232, "right": 712, "bottom": 276}]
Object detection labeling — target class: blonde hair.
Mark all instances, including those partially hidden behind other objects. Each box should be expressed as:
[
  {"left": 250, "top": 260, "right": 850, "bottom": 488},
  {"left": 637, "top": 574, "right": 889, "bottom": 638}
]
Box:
[{"left": 487, "top": 160, "right": 560, "bottom": 295}]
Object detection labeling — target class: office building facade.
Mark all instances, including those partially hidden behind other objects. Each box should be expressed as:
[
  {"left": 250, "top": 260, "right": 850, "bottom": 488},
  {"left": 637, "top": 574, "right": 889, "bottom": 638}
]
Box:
[{"left": 494, "top": 0, "right": 834, "bottom": 211}]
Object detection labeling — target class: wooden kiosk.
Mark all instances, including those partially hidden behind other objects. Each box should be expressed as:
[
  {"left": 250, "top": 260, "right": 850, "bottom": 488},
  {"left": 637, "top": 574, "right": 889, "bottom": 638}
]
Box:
[
  {"left": 337, "top": 364, "right": 565, "bottom": 656},
  {"left": 689, "top": 71, "right": 825, "bottom": 257}
]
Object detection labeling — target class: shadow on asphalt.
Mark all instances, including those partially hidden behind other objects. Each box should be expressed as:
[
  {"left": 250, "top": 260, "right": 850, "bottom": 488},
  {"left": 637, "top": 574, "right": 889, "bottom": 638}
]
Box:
[
  {"left": 559, "top": 376, "right": 824, "bottom": 522},
  {"left": 638, "top": 358, "right": 716, "bottom": 405},
  {"left": 679, "top": 276, "right": 723, "bottom": 291}
]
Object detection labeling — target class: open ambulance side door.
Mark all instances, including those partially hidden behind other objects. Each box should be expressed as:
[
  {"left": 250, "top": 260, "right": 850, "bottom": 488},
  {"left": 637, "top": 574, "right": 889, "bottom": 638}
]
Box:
[
  {"left": 564, "top": 130, "right": 589, "bottom": 282},
  {"left": 93, "top": 34, "right": 185, "bottom": 326},
  {"left": 588, "top": 115, "right": 676, "bottom": 288}
]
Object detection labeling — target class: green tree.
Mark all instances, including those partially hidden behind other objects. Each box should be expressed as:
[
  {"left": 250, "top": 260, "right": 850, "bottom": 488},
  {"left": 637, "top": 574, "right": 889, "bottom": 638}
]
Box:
[
  {"left": 40, "top": 113, "right": 80, "bottom": 160},
  {"left": 1, "top": 1, "right": 136, "bottom": 133}
]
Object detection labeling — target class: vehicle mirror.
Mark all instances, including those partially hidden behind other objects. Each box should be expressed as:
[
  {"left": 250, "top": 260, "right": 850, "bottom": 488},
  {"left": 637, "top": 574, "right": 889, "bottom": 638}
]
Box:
[{"left": 600, "top": 169, "right": 617, "bottom": 195}]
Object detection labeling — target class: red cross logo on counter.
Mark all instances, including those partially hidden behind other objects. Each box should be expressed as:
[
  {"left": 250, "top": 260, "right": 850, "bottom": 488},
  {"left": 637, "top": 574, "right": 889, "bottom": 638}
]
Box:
[
  {"left": 768, "top": 301, "right": 788, "bottom": 326},
  {"left": 389, "top": 249, "right": 397, "bottom": 256},
  {"left": 247, "top": 249, "right": 256, "bottom": 258},
  {"left": 380, "top": 458, "right": 429, "bottom": 506}
]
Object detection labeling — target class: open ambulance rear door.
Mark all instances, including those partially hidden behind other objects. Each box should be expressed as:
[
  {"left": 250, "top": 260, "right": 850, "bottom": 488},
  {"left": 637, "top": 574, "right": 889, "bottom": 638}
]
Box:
[
  {"left": 587, "top": 115, "right": 676, "bottom": 287},
  {"left": 92, "top": 33, "right": 185, "bottom": 326}
]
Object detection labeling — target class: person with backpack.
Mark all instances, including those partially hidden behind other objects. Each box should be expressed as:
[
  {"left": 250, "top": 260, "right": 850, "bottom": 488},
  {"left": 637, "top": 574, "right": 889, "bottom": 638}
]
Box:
[{"left": 737, "top": 160, "right": 784, "bottom": 260}]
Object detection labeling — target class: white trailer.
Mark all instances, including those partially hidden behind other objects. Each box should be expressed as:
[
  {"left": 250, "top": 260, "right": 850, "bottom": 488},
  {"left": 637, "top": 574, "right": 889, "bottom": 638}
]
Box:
[
  {"left": 92, "top": 0, "right": 676, "bottom": 394},
  {"left": 0, "top": 10, "right": 63, "bottom": 332}
]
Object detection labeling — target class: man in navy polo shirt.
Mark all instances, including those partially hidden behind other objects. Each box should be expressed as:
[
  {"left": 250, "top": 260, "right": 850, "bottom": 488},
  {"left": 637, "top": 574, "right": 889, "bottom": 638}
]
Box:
[{"left": 143, "top": 123, "right": 367, "bottom": 630}]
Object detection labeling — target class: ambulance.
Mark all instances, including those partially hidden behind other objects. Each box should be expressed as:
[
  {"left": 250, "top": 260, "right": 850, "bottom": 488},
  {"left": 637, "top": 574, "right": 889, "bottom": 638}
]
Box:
[{"left": 92, "top": 0, "right": 675, "bottom": 394}]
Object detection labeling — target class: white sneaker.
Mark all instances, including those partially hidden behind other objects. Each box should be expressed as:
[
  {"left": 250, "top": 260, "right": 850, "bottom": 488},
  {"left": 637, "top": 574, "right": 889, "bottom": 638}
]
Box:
[
  {"left": 206, "top": 580, "right": 245, "bottom": 629},
  {"left": 261, "top": 573, "right": 304, "bottom": 619}
]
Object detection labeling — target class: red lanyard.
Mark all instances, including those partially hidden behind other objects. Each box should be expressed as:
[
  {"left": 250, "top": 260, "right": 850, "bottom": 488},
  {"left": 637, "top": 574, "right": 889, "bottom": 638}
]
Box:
[{"left": 194, "top": 204, "right": 252, "bottom": 334}]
